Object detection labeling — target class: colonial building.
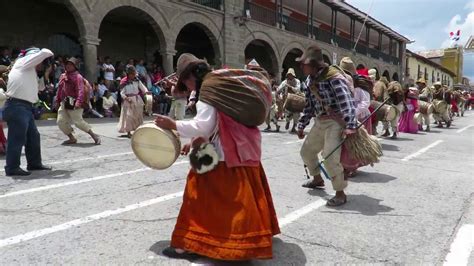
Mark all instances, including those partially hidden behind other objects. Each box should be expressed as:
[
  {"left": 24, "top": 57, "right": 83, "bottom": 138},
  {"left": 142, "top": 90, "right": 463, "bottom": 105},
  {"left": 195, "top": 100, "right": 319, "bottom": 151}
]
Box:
[
  {"left": 405, "top": 50, "right": 456, "bottom": 87},
  {"left": 1, "top": 0, "right": 409, "bottom": 83},
  {"left": 418, "top": 47, "right": 464, "bottom": 84}
]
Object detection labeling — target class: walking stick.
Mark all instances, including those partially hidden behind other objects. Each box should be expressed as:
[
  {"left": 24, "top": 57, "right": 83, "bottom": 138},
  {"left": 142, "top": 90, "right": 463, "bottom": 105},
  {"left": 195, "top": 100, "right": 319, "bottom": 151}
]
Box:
[{"left": 311, "top": 97, "right": 391, "bottom": 180}]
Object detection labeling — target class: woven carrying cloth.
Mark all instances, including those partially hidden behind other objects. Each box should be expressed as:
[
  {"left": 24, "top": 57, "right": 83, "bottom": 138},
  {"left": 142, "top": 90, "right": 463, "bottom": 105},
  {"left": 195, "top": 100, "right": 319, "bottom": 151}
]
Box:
[{"left": 199, "top": 69, "right": 272, "bottom": 126}]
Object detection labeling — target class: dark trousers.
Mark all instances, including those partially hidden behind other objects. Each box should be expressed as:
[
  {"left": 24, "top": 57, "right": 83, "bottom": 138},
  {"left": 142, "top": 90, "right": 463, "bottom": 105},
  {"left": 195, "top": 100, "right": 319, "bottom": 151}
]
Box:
[{"left": 3, "top": 99, "right": 42, "bottom": 172}]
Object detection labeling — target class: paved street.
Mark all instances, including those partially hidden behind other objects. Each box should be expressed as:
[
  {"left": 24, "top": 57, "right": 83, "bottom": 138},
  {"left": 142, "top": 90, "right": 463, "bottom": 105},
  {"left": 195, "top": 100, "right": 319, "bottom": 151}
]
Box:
[{"left": 0, "top": 112, "right": 473, "bottom": 265}]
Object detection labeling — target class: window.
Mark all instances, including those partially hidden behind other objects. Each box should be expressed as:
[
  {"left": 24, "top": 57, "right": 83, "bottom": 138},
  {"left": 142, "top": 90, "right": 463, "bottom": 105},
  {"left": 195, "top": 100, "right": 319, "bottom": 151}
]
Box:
[
  {"left": 437, "top": 72, "right": 440, "bottom": 81},
  {"left": 424, "top": 67, "right": 427, "bottom": 80},
  {"left": 432, "top": 70, "right": 435, "bottom": 83},
  {"left": 417, "top": 64, "right": 421, "bottom": 79}
]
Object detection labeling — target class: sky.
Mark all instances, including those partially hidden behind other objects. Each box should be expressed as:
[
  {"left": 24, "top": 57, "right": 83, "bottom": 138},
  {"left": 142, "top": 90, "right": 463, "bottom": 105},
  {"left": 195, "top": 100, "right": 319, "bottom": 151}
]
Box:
[{"left": 347, "top": 0, "right": 474, "bottom": 81}]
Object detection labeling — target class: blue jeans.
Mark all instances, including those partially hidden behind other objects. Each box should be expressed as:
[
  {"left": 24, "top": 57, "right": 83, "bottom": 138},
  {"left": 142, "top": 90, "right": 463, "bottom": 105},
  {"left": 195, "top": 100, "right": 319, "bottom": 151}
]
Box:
[{"left": 3, "top": 99, "right": 42, "bottom": 172}]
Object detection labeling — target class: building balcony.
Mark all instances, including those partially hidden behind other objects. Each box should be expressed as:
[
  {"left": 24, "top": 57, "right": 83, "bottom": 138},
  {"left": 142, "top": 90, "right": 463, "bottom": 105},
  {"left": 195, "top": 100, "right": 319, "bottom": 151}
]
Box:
[{"left": 247, "top": 1, "right": 400, "bottom": 65}]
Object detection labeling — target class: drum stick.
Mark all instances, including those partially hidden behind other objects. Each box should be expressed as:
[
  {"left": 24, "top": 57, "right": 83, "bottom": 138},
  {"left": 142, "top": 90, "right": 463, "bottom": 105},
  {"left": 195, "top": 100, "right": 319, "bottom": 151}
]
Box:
[{"left": 314, "top": 97, "right": 391, "bottom": 180}]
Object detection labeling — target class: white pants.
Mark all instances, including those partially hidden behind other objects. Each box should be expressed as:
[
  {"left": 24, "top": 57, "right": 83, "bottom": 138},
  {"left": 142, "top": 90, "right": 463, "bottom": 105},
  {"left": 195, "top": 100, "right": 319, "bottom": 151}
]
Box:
[{"left": 169, "top": 98, "right": 187, "bottom": 120}]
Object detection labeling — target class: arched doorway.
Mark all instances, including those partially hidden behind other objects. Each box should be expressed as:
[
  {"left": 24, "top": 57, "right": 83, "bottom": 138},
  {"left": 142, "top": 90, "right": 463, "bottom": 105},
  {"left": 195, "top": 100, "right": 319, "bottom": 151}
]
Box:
[
  {"left": 356, "top": 64, "right": 366, "bottom": 70},
  {"left": 382, "top": 70, "right": 391, "bottom": 81},
  {"left": 98, "top": 6, "right": 163, "bottom": 70},
  {"left": 392, "top": 72, "right": 399, "bottom": 82},
  {"left": 47, "top": 34, "right": 82, "bottom": 57},
  {"left": 282, "top": 48, "right": 304, "bottom": 80},
  {"left": 0, "top": 0, "right": 81, "bottom": 57},
  {"left": 175, "top": 23, "right": 219, "bottom": 68},
  {"left": 323, "top": 54, "right": 332, "bottom": 65},
  {"left": 245, "top": 40, "right": 278, "bottom": 78}
]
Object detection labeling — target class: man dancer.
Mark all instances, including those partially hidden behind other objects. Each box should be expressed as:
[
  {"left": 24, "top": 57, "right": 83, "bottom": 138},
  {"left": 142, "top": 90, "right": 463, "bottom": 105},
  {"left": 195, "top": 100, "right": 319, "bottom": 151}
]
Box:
[
  {"left": 4, "top": 47, "right": 53, "bottom": 176},
  {"left": 432, "top": 82, "right": 451, "bottom": 128},
  {"left": 278, "top": 68, "right": 301, "bottom": 133},
  {"left": 297, "top": 45, "right": 357, "bottom": 207}
]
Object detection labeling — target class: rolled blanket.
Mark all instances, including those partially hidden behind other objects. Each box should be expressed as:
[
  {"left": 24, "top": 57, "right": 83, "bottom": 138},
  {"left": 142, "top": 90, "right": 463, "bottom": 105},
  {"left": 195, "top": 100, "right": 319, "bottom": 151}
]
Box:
[{"left": 199, "top": 69, "right": 273, "bottom": 127}]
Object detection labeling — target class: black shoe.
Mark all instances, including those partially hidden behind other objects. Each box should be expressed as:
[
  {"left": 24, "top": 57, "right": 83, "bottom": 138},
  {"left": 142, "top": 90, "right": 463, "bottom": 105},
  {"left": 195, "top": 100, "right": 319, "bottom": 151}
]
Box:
[
  {"left": 27, "top": 164, "right": 52, "bottom": 171},
  {"left": 6, "top": 168, "right": 31, "bottom": 176},
  {"left": 285, "top": 122, "right": 290, "bottom": 130},
  {"left": 162, "top": 247, "right": 199, "bottom": 260}
]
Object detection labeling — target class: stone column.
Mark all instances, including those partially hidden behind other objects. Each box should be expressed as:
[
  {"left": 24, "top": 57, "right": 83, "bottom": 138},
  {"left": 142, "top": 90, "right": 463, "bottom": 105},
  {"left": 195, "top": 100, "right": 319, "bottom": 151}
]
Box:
[
  {"left": 161, "top": 49, "right": 176, "bottom": 75},
  {"left": 80, "top": 36, "right": 100, "bottom": 82}
]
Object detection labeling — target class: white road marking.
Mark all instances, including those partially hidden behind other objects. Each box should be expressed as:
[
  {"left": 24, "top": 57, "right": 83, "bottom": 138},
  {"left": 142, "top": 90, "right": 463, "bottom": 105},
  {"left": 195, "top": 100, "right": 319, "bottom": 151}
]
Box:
[
  {"left": 279, "top": 198, "right": 329, "bottom": 227},
  {"left": 401, "top": 140, "right": 444, "bottom": 161},
  {"left": 456, "top": 125, "right": 473, "bottom": 133},
  {"left": 0, "top": 151, "right": 134, "bottom": 172},
  {"left": 444, "top": 224, "right": 474, "bottom": 266},
  {"left": 284, "top": 139, "right": 304, "bottom": 145},
  {"left": 0, "top": 192, "right": 183, "bottom": 248},
  {"left": 0, "top": 161, "right": 188, "bottom": 199}
]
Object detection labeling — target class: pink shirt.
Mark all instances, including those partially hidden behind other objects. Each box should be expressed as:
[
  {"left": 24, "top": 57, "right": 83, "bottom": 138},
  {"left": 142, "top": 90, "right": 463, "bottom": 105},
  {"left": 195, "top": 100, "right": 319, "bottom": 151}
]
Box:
[{"left": 57, "top": 71, "right": 85, "bottom": 106}]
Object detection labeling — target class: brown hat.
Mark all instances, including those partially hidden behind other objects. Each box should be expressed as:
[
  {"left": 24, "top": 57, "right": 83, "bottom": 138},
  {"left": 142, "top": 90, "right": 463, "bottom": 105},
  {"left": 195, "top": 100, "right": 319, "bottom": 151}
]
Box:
[
  {"left": 66, "top": 57, "right": 79, "bottom": 70},
  {"left": 296, "top": 45, "right": 323, "bottom": 64},
  {"left": 176, "top": 53, "right": 206, "bottom": 76},
  {"left": 0, "top": 65, "right": 8, "bottom": 75},
  {"left": 339, "top": 57, "right": 356, "bottom": 75},
  {"left": 176, "top": 53, "right": 208, "bottom": 91}
]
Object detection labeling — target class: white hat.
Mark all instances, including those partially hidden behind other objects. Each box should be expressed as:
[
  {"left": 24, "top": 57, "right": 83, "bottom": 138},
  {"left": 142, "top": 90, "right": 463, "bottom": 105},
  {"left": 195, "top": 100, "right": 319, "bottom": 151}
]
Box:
[
  {"left": 246, "top": 59, "right": 260, "bottom": 68},
  {"left": 286, "top": 68, "right": 296, "bottom": 77},
  {"left": 368, "top": 68, "right": 377, "bottom": 80},
  {"left": 434, "top": 81, "right": 442, "bottom": 86}
]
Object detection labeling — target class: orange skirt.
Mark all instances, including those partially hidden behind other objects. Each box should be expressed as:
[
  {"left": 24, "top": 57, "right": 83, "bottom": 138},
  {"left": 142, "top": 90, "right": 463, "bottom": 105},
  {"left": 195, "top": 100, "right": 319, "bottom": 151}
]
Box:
[{"left": 171, "top": 162, "right": 280, "bottom": 260}]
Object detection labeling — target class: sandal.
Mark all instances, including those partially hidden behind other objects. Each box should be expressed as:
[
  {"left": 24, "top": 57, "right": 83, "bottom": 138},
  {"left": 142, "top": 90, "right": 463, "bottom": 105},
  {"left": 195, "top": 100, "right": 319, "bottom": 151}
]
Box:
[
  {"left": 162, "top": 247, "right": 200, "bottom": 260},
  {"left": 302, "top": 179, "right": 325, "bottom": 189},
  {"left": 62, "top": 139, "right": 77, "bottom": 145},
  {"left": 326, "top": 196, "right": 347, "bottom": 207}
]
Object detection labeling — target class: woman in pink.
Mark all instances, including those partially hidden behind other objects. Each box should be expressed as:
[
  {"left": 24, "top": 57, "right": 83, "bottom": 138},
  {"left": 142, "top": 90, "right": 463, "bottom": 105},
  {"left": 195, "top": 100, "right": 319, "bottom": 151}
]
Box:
[
  {"left": 398, "top": 87, "right": 419, "bottom": 134},
  {"left": 340, "top": 75, "right": 373, "bottom": 178}
]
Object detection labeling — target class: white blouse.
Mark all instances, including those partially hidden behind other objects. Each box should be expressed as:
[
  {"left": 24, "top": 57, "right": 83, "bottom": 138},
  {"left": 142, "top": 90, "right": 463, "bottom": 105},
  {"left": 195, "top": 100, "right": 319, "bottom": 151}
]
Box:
[
  {"left": 353, "top": 87, "right": 371, "bottom": 120},
  {"left": 176, "top": 101, "right": 224, "bottom": 161}
]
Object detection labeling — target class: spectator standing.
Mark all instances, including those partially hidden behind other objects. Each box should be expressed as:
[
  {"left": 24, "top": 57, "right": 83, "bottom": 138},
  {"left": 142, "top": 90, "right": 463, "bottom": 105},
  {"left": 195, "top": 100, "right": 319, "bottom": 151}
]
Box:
[{"left": 102, "top": 56, "right": 115, "bottom": 89}]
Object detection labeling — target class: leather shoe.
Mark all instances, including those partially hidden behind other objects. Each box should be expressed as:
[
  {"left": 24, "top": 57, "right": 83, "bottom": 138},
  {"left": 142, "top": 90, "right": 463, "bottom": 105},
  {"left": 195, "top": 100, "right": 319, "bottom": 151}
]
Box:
[
  {"left": 6, "top": 168, "right": 31, "bottom": 176},
  {"left": 27, "top": 165, "right": 52, "bottom": 171}
]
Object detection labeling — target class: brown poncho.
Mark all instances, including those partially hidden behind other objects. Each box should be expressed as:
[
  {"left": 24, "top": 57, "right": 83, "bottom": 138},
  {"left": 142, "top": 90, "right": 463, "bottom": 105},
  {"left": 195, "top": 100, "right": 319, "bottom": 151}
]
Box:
[{"left": 199, "top": 69, "right": 272, "bottom": 127}]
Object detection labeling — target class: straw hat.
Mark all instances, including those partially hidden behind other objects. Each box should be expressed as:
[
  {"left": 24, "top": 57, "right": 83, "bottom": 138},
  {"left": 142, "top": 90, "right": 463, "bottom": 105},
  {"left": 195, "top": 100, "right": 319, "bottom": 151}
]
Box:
[
  {"left": 295, "top": 45, "right": 323, "bottom": 64},
  {"left": 286, "top": 68, "right": 296, "bottom": 77},
  {"left": 416, "top": 78, "right": 426, "bottom": 84},
  {"left": 433, "top": 81, "right": 442, "bottom": 86},
  {"left": 339, "top": 57, "right": 356, "bottom": 75}
]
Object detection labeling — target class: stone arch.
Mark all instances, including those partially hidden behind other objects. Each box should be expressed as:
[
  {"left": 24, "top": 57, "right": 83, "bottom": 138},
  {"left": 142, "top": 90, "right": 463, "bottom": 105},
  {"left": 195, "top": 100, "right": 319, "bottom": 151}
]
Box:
[
  {"left": 281, "top": 41, "right": 306, "bottom": 61},
  {"left": 172, "top": 21, "right": 222, "bottom": 67},
  {"left": 282, "top": 48, "right": 304, "bottom": 80},
  {"left": 93, "top": 1, "right": 169, "bottom": 51},
  {"left": 244, "top": 31, "right": 280, "bottom": 77},
  {"left": 169, "top": 11, "right": 222, "bottom": 51},
  {"left": 382, "top": 70, "right": 391, "bottom": 81},
  {"left": 321, "top": 49, "right": 332, "bottom": 64},
  {"left": 392, "top": 72, "right": 399, "bottom": 82},
  {"left": 61, "top": 0, "right": 88, "bottom": 38}
]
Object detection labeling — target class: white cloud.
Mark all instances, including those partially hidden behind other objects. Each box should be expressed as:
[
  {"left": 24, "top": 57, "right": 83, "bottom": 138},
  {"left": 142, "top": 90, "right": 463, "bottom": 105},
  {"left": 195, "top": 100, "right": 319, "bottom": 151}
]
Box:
[
  {"left": 466, "top": 0, "right": 474, "bottom": 11},
  {"left": 441, "top": 11, "right": 474, "bottom": 48}
]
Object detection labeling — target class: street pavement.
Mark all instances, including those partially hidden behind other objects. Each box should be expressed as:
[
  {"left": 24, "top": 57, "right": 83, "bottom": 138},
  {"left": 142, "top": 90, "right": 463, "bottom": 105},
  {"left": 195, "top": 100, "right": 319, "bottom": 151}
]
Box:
[{"left": 0, "top": 111, "right": 473, "bottom": 265}]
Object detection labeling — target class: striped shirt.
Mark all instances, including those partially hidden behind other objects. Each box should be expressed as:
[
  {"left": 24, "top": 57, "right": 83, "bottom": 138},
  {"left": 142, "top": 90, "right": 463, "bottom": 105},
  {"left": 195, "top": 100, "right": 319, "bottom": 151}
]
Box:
[{"left": 297, "top": 72, "right": 357, "bottom": 130}]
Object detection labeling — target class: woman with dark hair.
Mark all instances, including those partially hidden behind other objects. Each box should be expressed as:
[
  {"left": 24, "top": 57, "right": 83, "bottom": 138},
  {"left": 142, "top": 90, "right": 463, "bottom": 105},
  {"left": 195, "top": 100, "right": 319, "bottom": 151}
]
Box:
[
  {"left": 155, "top": 53, "right": 280, "bottom": 261},
  {"left": 117, "top": 65, "right": 147, "bottom": 138}
]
